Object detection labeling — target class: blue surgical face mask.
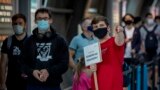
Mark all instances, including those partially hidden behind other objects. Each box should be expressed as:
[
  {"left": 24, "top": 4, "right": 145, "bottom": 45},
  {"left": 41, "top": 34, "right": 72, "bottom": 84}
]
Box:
[
  {"left": 13, "top": 25, "right": 24, "bottom": 35},
  {"left": 37, "top": 20, "right": 49, "bottom": 32}
]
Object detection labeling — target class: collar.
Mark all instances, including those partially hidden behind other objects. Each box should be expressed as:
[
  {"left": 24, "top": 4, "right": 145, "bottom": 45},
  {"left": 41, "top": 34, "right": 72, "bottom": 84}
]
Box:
[{"left": 81, "top": 33, "right": 94, "bottom": 40}]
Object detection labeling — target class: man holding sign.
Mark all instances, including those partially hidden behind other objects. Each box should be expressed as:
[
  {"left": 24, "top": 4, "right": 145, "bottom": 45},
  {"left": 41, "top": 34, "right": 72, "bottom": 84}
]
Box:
[{"left": 90, "top": 15, "right": 125, "bottom": 90}]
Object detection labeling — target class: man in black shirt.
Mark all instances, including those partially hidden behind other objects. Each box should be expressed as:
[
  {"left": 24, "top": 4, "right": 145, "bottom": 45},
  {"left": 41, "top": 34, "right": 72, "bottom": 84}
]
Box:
[{"left": 0, "top": 13, "right": 28, "bottom": 90}]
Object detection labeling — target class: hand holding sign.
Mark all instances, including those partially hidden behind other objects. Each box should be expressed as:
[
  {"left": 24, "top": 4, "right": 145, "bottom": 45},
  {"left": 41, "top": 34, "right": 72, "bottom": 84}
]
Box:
[{"left": 84, "top": 42, "right": 102, "bottom": 90}]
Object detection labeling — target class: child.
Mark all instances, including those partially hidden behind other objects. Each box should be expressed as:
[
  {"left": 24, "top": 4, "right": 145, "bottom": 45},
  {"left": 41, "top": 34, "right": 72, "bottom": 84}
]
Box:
[{"left": 72, "top": 57, "right": 95, "bottom": 90}]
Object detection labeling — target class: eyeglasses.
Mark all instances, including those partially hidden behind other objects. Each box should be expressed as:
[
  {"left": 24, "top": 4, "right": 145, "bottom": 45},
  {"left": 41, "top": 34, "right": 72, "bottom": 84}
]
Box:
[{"left": 36, "top": 17, "right": 50, "bottom": 21}]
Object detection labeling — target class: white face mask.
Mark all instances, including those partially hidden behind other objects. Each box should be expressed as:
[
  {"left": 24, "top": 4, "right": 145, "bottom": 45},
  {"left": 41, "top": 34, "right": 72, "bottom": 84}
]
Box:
[
  {"left": 13, "top": 25, "right": 24, "bottom": 35},
  {"left": 147, "top": 18, "right": 154, "bottom": 25}
]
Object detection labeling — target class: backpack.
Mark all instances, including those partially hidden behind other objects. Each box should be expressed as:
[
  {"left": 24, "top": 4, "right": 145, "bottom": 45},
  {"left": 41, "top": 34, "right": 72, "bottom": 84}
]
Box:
[
  {"left": 7, "top": 35, "right": 12, "bottom": 49},
  {"left": 7, "top": 35, "right": 28, "bottom": 49},
  {"left": 143, "top": 25, "right": 158, "bottom": 51}
]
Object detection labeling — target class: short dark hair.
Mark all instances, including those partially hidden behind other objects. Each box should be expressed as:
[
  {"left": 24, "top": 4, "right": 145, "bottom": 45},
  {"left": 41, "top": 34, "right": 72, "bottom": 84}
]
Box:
[
  {"left": 155, "top": 15, "right": 160, "bottom": 20},
  {"left": 35, "top": 8, "right": 52, "bottom": 19},
  {"left": 91, "top": 15, "right": 109, "bottom": 25},
  {"left": 134, "top": 16, "right": 142, "bottom": 24},
  {"left": 145, "top": 12, "right": 152, "bottom": 17},
  {"left": 122, "top": 13, "right": 135, "bottom": 22},
  {"left": 12, "top": 13, "right": 26, "bottom": 23}
]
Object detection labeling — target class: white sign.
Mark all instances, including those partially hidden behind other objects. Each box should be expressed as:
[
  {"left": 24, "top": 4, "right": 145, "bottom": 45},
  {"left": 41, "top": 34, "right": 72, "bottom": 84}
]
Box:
[{"left": 83, "top": 42, "right": 102, "bottom": 66}]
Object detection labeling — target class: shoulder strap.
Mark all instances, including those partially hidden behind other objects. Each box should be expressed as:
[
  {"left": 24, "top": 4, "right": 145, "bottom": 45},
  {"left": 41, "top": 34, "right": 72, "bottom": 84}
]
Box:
[
  {"left": 143, "top": 24, "right": 158, "bottom": 33},
  {"left": 7, "top": 35, "right": 12, "bottom": 49},
  {"left": 143, "top": 25, "right": 149, "bottom": 33},
  {"left": 152, "top": 24, "right": 158, "bottom": 33},
  {"left": 123, "top": 26, "right": 126, "bottom": 38}
]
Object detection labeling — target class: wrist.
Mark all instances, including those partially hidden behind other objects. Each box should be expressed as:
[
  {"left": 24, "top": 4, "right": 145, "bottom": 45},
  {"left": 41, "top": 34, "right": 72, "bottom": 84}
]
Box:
[
  {"left": 115, "top": 26, "right": 123, "bottom": 33},
  {"left": 116, "top": 30, "right": 123, "bottom": 33}
]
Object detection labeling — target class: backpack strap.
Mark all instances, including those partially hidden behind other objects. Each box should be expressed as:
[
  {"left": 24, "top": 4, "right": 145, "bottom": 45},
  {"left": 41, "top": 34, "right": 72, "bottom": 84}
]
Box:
[
  {"left": 143, "top": 24, "right": 158, "bottom": 33},
  {"left": 7, "top": 34, "right": 29, "bottom": 49},
  {"left": 7, "top": 35, "right": 12, "bottom": 49},
  {"left": 123, "top": 26, "right": 126, "bottom": 38},
  {"left": 152, "top": 24, "right": 158, "bottom": 33}
]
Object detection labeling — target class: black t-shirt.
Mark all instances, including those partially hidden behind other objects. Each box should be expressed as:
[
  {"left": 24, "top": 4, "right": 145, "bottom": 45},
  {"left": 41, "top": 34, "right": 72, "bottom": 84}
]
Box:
[{"left": 1, "top": 35, "right": 27, "bottom": 85}]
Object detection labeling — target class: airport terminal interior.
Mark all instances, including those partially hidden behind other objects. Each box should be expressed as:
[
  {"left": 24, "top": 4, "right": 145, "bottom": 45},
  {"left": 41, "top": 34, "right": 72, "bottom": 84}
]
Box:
[{"left": 0, "top": 0, "right": 160, "bottom": 90}]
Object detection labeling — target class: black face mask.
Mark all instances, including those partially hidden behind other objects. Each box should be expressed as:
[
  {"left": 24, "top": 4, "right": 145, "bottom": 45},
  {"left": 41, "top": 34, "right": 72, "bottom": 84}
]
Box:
[
  {"left": 93, "top": 28, "right": 108, "bottom": 39},
  {"left": 124, "top": 20, "right": 133, "bottom": 25}
]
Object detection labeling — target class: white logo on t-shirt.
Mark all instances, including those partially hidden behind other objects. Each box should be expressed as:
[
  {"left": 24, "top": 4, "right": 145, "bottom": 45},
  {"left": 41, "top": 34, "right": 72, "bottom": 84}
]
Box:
[
  {"left": 13, "top": 46, "right": 21, "bottom": 55},
  {"left": 36, "top": 43, "right": 52, "bottom": 61}
]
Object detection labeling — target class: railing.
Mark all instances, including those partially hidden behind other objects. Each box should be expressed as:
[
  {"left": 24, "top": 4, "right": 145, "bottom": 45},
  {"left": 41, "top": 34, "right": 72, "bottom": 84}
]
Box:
[{"left": 123, "top": 54, "right": 160, "bottom": 90}]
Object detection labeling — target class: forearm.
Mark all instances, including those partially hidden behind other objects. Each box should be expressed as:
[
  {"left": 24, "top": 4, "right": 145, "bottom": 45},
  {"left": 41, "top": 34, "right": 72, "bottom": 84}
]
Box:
[
  {"left": 69, "top": 49, "right": 76, "bottom": 70},
  {"left": 49, "top": 50, "right": 69, "bottom": 76},
  {"left": 0, "top": 64, "right": 6, "bottom": 86},
  {"left": 0, "top": 54, "right": 7, "bottom": 88},
  {"left": 48, "top": 60, "right": 68, "bottom": 76},
  {"left": 49, "top": 39, "right": 69, "bottom": 76},
  {"left": 115, "top": 31, "right": 125, "bottom": 46},
  {"left": 69, "top": 58, "right": 76, "bottom": 70}
]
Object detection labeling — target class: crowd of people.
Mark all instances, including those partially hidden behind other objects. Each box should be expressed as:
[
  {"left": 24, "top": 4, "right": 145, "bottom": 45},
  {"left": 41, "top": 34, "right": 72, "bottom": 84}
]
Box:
[{"left": 0, "top": 7, "right": 160, "bottom": 90}]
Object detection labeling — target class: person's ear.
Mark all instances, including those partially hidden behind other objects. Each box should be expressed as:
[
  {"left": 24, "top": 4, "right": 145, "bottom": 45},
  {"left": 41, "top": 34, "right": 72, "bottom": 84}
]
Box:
[
  {"left": 49, "top": 18, "right": 53, "bottom": 24},
  {"left": 24, "top": 23, "right": 27, "bottom": 29}
]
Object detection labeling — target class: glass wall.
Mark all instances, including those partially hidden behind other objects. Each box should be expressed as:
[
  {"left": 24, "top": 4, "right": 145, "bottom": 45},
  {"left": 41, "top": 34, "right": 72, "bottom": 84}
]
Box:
[
  {"left": 0, "top": 0, "right": 15, "bottom": 48},
  {"left": 31, "top": 0, "right": 41, "bottom": 31}
]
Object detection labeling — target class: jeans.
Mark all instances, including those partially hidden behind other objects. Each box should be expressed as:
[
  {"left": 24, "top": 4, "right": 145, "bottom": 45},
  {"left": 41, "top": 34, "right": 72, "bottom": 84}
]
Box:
[{"left": 27, "top": 85, "right": 61, "bottom": 90}]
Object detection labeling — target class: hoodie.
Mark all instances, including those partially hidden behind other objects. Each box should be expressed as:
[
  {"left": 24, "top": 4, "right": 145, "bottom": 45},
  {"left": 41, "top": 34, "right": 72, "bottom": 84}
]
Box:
[{"left": 22, "top": 27, "right": 69, "bottom": 87}]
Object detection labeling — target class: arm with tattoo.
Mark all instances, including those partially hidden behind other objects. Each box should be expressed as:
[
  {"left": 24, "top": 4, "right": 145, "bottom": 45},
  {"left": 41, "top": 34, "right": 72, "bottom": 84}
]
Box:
[{"left": 114, "top": 26, "right": 125, "bottom": 46}]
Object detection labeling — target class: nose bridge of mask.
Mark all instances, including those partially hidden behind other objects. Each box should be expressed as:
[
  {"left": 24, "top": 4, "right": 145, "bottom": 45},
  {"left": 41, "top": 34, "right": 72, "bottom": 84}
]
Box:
[{"left": 13, "top": 25, "right": 23, "bottom": 30}]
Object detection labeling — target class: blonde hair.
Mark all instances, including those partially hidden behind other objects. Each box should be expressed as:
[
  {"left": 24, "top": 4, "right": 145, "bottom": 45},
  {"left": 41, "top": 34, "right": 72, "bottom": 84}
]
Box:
[{"left": 76, "top": 57, "right": 85, "bottom": 81}]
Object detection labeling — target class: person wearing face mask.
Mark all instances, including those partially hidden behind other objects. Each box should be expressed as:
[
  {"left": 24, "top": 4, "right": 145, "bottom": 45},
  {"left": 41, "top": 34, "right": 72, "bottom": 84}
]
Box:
[
  {"left": 122, "top": 13, "right": 140, "bottom": 62},
  {"left": 90, "top": 15, "right": 125, "bottom": 90},
  {"left": 21, "top": 8, "right": 69, "bottom": 90},
  {"left": 69, "top": 17, "right": 98, "bottom": 70},
  {"left": 0, "top": 13, "right": 28, "bottom": 90},
  {"left": 138, "top": 13, "right": 160, "bottom": 90},
  {"left": 122, "top": 14, "right": 141, "bottom": 89}
]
